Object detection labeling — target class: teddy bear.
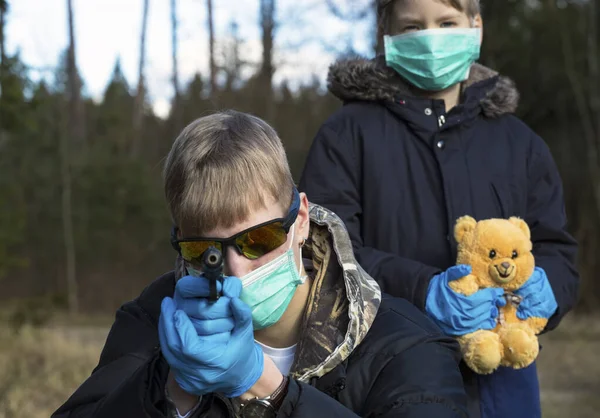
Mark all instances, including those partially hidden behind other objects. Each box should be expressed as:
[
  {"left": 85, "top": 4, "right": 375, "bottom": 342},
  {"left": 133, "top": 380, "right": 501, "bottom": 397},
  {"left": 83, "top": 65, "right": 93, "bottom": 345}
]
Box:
[{"left": 448, "top": 215, "right": 548, "bottom": 375}]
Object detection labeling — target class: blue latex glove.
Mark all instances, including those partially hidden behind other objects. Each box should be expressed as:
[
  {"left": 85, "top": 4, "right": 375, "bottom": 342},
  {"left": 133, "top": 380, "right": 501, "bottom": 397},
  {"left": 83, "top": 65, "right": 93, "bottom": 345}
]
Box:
[
  {"left": 515, "top": 267, "right": 558, "bottom": 320},
  {"left": 174, "top": 275, "right": 242, "bottom": 338},
  {"left": 426, "top": 265, "right": 507, "bottom": 336},
  {"left": 159, "top": 294, "right": 264, "bottom": 398}
]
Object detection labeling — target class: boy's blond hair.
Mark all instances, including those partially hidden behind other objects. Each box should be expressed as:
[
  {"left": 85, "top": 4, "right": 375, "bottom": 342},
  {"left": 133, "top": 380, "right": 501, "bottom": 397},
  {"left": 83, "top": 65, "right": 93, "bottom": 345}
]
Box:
[
  {"left": 376, "top": 0, "right": 481, "bottom": 52},
  {"left": 163, "top": 110, "right": 295, "bottom": 235}
]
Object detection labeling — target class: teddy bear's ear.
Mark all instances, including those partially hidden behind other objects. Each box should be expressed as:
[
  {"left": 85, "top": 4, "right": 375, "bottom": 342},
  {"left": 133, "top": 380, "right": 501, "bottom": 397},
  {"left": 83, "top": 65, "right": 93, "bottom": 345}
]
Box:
[
  {"left": 454, "top": 216, "right": 477, "bottom": 243},
  {"left": 508, "top": 217, "right": 531, "bottom": 240}
]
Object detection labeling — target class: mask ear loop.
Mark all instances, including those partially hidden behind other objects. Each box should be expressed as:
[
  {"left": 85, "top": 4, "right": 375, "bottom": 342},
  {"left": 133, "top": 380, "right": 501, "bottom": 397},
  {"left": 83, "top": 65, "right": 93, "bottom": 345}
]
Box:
[
  {"left": 288, "top": 224, "right": 296, "bottom": 251},
  {"left": 289, "top": 222, "right": 309, "bottom": 283}
]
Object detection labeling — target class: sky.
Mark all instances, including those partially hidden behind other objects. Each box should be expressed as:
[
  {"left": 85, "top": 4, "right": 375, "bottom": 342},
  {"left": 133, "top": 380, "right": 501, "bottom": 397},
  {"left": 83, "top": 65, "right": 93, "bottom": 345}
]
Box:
[{"left": 5, "top": 0, "right": 374, "bottom": 117}]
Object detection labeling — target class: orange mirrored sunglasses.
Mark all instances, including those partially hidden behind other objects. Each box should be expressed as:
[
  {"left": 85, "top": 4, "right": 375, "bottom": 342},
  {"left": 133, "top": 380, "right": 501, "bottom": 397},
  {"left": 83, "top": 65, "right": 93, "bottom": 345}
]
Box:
[{"left": 171, "top": 189, "right": 300, "bottom": 262}]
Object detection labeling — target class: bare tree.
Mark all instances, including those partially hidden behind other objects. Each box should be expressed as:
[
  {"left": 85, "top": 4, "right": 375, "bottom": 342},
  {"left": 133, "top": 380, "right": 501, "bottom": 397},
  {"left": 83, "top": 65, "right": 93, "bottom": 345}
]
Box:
[
  {"left": 171, "top": 0, "right": 182, "bottom": 129},
  {"left": 63, "top": 0, "right": 81, "bottom": 314},
  {"left": 221, "top": 20, "right": 244, "bottom": 91},
  {"left": 325, "top": 0, "right": 372, "bottom": 21},
  {"left": 326, "top": 0, "right": 375, "bottom": 53},
  {"left": 132, "top": 0, "right": 150, "bottom": 158},
  {"left": 207, "top": 0, "right": 217, "bottom": 98},
  {"left": 0, "top": 0, "right": 8, "bottom": 150},
  {"left": 66, "top": 0, "right": 84, "bottom": 146},
  {"left": 0, "top": 0, "right": 6, "bottom": 69},
  {"left": 259, "top": 0, "right": 276, "bottom": 122},
  {"left": 589, "top": 0, "right": 599, "bottom": 143}
]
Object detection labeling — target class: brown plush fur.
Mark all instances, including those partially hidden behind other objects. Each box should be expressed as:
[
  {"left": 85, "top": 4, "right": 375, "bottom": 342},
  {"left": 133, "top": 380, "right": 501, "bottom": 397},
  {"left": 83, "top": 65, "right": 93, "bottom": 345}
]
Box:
[
  {"left": 326, "top": 57, "right": 519, "bottom": 118},
  {"left": 449, "top": 216, "right": 547, "bottom": 374}
]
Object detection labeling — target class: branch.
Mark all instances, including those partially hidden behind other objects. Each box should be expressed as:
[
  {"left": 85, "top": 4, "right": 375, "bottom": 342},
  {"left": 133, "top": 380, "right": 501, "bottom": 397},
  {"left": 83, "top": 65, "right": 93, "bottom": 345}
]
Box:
[
  {"left": 325, "top": 0, "right": 371, "bottom": 21},
  {"left": 588, "top": 0, "right": 599, "bottom": 136}
]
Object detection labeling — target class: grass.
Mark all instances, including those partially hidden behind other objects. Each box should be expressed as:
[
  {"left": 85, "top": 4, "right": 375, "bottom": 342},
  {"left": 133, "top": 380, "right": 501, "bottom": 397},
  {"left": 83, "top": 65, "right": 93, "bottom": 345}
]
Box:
[
  {"left": 0, "top": 313, "right": 598, "bottom": 417},
  {"left": 0, "top": 324, "right": 104, "bottom": 418},
  {"left": 538, "top": 314, "right": 600, "bottom": 418}
]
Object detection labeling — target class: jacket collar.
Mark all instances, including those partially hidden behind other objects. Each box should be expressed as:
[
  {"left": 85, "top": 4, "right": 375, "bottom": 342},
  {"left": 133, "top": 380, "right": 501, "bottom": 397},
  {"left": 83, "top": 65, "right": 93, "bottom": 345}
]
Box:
[
  {"left": 327, "top": 56, "right": 519, "bottom": 118},
  {"left": 289, "top": 203, "right": 381, "bottom": 382}
]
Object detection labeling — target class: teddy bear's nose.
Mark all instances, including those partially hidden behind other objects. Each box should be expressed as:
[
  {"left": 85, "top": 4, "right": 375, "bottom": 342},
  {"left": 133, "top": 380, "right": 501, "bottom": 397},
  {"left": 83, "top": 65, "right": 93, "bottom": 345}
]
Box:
[{"left": 500, "top": 262, "right": 511, "bottom": 270}]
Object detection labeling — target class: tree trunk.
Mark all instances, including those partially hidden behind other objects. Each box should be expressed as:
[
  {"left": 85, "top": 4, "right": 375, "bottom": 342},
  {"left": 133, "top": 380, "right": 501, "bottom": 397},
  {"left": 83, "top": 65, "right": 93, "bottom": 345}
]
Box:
[
  {"left": 207, "top": 0, "right": 217, "bottom": 100},
  {"left": 589, "top": 0, "right": 599, "bottom": 139},
  {"left": 67, "top": 0, "right": 84, "bottom": 147},
  {"left": 0, "top": 0, "right": 7, "bottom": 150},
  {"left": 223, "top": 20, "right": 243, "bottom": 92},
  {"left": 1, "top": 0, "right": 6, "bottom": 109},
  {"left": 259, "top": 0, "right": 276, "bottom": 122},
  {"left": 64, "top": 0, "right": 80, "bottom": 314},
  {"left": 171, "top": 0, "right": 182, "bottom": 129},
  {"left": 59, "top": 106, "right": 77, "bottom": 315},
  {"left": 132, "top": 0, "right": 149, "bottom": 158},
  {"left": 554, "top": 1, "right": 600, "bottom": 218},
  {"left": 0, "top": 0, "right": 5, "bottom": 69}
]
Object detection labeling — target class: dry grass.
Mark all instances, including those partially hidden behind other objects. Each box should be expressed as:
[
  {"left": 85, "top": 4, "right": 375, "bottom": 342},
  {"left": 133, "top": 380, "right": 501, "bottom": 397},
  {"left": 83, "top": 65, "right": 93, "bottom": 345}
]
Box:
[
  {"left": 0, "top": 324, "right": 104, "bottom": 418},
  {"left": 0, "top": 314, "right": 598, "bottom": 417},
  {"left": 538, "top": 314, "right": 600, "bottom": 418}
]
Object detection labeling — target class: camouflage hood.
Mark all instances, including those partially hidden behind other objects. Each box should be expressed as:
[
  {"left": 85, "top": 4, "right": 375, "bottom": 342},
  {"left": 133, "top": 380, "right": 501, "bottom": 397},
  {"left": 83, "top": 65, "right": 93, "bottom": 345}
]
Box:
[
  {"left": 290, "top": 203, "right": 381, "bottom": 381},
  {"left": 174, "top": 203, "right": 382, "bottom": 382}
]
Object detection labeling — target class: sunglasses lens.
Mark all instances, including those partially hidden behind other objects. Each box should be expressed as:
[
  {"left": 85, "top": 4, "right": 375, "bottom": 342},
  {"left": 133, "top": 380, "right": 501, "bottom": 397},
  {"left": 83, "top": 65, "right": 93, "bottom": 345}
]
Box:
[
  {"left": 179, "top": 241, "right": 222, "bottom": 263},
  {"left": 237, "top": 222, "right": 288, "bottom": 259}
]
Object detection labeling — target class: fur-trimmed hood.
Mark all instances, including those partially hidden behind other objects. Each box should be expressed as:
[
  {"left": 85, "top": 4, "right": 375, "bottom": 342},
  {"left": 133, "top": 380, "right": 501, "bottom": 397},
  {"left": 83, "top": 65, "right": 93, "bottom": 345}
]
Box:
[{"left": 327, "top": 57, "right": 519, "bottom": 118}]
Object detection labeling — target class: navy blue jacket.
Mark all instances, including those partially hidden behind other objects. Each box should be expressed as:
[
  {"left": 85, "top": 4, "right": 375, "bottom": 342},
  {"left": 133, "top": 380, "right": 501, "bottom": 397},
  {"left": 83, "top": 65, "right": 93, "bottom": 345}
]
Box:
[
  {"left": 299, "top": 58, "right": 580, "bottom": 418},
  {"left": 52, "top": 272, "right": 468, "bottom": 418}
]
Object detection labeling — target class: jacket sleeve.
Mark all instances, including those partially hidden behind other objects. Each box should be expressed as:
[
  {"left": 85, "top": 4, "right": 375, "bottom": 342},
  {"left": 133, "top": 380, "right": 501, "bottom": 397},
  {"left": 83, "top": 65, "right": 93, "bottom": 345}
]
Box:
[
  {"left": 299, "top": 123, "right": 441, "bottom": 309},
  {"left": 278, "top": 335, "right": 467, "bottom": 417},
  {"left": 51, "top": 300, "right": 179, "bottom": 418},
  {"left": 278, "top": 380, "right": 362, "bottom": 417},
  {"left": 362, "top": 340, "right": 468, "bottom": 417},
  {"left": 526, "top": 132, "right": 580, "bottom": 330}
]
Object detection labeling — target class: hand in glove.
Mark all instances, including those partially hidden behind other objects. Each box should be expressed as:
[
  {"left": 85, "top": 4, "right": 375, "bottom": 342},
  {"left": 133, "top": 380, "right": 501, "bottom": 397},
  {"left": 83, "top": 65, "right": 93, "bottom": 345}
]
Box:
[
  {"left": 515, "top": 267, "right": 558, "bottom": 320},
  {"left": 426, "top": 265, "right": 507, "bottom": 336},
  {"left": 173, "top": 275, "right": 242, "bottom": 339},
  {"left": 159, "top": 289, "right": 264, "bottom": 398}
]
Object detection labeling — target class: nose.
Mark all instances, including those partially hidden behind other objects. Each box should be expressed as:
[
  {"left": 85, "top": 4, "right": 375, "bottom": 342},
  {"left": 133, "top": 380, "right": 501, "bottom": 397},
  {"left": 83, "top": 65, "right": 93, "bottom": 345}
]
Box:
[
  {"left": 501, "top": 262, "right": 511, "bottom": 270},
  {"left": 223, "top": 246, "right": 252, "bottom": 278}
]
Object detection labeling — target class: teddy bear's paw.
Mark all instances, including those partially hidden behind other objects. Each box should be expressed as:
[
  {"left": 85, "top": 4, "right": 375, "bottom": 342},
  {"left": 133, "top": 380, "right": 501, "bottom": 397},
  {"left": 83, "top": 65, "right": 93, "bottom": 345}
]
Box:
[
  {"left": 448, "top": 274, "right": 479, "bottom": 296},
  {"left": 499, "top": 326, "right": 539, "bottom": 369},
  {"left": 461, "top": 330, "right": 503, "bottom": 375},
  {"left": 524, "top": 317, "right": 548, "bottom": 335}
]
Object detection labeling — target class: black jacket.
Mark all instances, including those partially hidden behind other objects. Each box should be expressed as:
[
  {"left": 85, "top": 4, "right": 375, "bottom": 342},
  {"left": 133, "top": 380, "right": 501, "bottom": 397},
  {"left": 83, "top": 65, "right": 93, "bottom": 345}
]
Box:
[
  {"left": 53, "top": 203, "right": 468, "bottom": 418},
  {"left": 298, "top": 58, "right": 580, "bottom": 418}
]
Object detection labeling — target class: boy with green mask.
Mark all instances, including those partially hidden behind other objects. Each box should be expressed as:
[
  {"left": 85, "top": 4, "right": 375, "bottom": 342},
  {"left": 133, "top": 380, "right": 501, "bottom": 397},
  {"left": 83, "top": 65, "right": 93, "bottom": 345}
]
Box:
[
  {"left": 53, "top": 111, "right": 469, "bottom": 418},
  {"left": 300, "top": 1, "right": 579, "bottom": 418}
]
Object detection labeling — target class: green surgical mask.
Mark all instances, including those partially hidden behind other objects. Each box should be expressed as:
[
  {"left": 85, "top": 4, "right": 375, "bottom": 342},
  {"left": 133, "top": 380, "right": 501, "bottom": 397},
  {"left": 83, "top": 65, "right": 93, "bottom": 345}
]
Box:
[
  {"left": 384, "top": 28, "right": 481, "bottom": 92},
  {"left": 239, "top": 225, "right": 306, "bottom": 330}
]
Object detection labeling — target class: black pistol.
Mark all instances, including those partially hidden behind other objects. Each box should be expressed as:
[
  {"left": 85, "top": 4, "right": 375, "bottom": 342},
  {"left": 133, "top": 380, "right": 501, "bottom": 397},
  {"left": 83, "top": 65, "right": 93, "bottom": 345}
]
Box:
[{"left": 201, "top": 246, "right": 224, "bottom": 302}]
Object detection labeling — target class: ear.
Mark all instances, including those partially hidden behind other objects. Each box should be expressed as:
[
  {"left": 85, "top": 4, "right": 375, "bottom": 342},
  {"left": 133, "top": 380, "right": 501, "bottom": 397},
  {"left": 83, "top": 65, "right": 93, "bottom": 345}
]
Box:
[
  {"left": 454, "top": 216, "right": 477, "bottom": 243},
  {"left": 297, "top": 192, "right": 310, "bottom": 245},
  {"left": 473, "top": 13, "right": 483, "bottom": 42},
  {"left": 508, "top": 217, "right": 531, "bottom": 240}
]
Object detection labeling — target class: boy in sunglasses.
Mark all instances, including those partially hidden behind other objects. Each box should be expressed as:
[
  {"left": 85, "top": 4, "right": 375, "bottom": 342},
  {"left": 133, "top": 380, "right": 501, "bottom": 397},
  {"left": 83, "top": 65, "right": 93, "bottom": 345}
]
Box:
[{"left": 53, "top": 111, "right": 468, "bottom": 418}]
